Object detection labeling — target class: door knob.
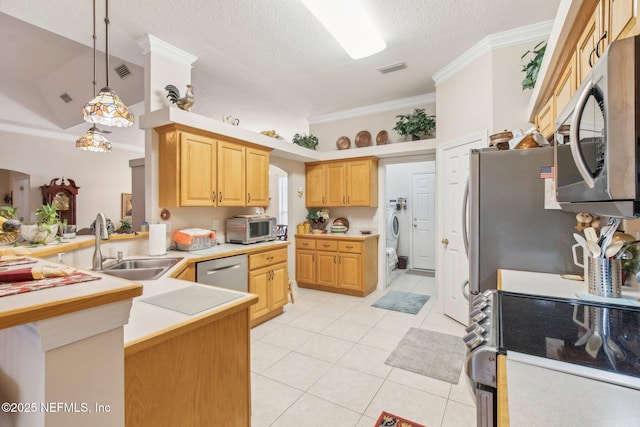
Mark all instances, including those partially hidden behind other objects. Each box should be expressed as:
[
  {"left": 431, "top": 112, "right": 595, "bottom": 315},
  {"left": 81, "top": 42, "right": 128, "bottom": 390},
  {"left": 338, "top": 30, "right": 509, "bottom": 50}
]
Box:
[{"left": 441, "top": 238, "right": 449, "bottom": 245}]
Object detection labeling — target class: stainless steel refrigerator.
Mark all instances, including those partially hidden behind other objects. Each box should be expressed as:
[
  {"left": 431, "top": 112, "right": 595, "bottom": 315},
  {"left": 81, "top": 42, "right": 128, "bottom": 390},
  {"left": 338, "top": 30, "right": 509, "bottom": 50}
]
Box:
[{"left": 468, "top": 146, "right": 580, "bottom": 294}]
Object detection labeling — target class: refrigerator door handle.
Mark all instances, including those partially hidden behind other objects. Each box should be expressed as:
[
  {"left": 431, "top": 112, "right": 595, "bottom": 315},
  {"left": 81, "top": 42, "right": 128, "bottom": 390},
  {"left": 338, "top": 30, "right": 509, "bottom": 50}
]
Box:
[{"left": 462, "top": 179, "right": 470, "bottom": 256}]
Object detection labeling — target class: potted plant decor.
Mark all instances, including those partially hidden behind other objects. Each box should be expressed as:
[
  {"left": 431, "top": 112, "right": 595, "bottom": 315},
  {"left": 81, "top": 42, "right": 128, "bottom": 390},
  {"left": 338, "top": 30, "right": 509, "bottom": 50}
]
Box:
[
  {"left": 521, "top": 41, "right": 546, "bottom": 90},
  {"left": 20, "top": 203, "right": 60, "bottom": 244},
  {"left": 393, "top": 108, "right": 436, "bottom": 141},
  {"left": 292, "top": 133, "right": 319, "bottom": 150}
]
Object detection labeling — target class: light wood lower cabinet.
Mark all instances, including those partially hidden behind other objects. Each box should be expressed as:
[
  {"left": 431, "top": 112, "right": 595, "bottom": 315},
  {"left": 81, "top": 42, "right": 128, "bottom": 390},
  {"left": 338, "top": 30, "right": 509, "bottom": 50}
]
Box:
[
  {"left": 248, "top": 247, "right": 288, "bottom": 326},
  {"left": 295, "top": 235, "right": 378, "bottom": 297},
  {"left": 125, "top": 300, "right": 254, "bottom": 427}
]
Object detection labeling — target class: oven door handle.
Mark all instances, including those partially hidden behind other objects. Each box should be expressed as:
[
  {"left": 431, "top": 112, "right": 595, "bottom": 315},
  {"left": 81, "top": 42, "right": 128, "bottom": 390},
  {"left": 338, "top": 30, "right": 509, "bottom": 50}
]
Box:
[{"left": 569, "top": 80, "right": 598, "bottom": 189}]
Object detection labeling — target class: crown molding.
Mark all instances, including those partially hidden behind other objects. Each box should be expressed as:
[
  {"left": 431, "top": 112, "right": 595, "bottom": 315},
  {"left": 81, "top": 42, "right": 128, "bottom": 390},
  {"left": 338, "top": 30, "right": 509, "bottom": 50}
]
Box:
[
  {"left": 308, "top": 93, "right": 436, "bottom": 125},
  {"left": 432, "top": 20, "right": 553, "bottom": 86},
  {"left": 137, "top": 34, "right": 198, "bottom": 67}
]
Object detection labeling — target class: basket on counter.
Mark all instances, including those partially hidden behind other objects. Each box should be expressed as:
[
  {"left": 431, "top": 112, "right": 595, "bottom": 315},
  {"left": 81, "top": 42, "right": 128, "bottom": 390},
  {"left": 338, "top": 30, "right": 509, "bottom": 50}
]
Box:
[
  {"left": 0, "top": 231, "right": 20, "bottom": 246},
  {"left": 489, "top": 130, "right": 513, "bottom": 150}
]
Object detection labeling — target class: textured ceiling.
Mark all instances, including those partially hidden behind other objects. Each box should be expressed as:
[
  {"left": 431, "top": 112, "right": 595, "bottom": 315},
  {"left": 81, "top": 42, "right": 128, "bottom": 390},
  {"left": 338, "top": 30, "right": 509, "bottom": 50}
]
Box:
[{"left": 0, "top": 0, "right": 561, "bottom": 149}]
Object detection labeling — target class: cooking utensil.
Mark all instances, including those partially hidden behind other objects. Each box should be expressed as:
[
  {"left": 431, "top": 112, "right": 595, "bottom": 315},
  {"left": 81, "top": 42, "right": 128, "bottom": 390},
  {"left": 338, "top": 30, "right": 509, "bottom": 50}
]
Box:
[
  {"left": 584, "top": 227, "right": 598, "bottom": 242},
  {"left": 586, "top": 328, "right": 602, "bottom": 358},
  {"left": 587, "top": 240, "right": 601, "bottom": 258},
  {"left": 604, "top": 241, "right": 624, "bottom": 258},
  {"left": 573, "top": 232, "right": 587, "bottom": 248},
  {"left": 614, "top": 240, "right": 640, "bottom": 259}
]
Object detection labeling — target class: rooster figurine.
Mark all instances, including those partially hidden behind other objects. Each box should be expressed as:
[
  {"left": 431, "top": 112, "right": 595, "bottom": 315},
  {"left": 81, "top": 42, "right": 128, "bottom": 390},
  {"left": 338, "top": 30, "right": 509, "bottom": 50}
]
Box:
[{"left": 164, "top": 84, "right": 194, "bottom": 111}]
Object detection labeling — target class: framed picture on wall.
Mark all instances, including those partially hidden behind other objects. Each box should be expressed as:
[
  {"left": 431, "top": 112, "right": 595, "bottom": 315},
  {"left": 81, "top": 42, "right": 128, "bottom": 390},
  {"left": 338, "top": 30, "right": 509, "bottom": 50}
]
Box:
[{"left": 121, "top": 193, "right": 132, "bottom": 219}]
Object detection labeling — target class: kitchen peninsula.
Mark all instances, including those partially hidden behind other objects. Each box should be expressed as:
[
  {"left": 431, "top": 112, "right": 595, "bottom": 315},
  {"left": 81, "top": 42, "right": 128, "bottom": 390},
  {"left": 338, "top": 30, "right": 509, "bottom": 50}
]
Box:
[{"left": 0, "top": 234, "right": 295, "bottom": 426}]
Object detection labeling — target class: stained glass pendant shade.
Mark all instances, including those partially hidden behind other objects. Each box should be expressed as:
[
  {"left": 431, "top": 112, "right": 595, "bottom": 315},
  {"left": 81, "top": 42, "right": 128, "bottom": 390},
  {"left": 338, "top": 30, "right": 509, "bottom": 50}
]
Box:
[
  {"left": 76, "top": 126, "right": 112, "bottom": 152},
  {"left": 82, "top": 0, "right": 134, "bottom": 128}
]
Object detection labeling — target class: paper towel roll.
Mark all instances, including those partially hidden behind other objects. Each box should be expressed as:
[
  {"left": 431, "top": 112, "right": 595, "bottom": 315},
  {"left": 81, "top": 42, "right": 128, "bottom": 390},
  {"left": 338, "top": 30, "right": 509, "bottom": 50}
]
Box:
[{"left": 148, "top": 223, "right": 167, "bottom": 256}]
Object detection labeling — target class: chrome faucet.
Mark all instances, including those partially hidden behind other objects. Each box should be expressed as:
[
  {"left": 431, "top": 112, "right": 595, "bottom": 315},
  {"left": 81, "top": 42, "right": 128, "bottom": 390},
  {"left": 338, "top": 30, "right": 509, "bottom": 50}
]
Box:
[{"left": 92, "top": 212, "right": 111, "bottom": 271}]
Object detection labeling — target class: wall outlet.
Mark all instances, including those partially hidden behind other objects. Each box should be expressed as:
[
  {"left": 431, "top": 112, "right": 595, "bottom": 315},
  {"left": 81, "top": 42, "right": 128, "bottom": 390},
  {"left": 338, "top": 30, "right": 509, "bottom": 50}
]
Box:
[
  {"left": 347, "top": 215, "right": 352, "bottom": 223},
  {"left": 372, "top": 214, "right": 377, "bottom": 223},
  {"left": 212, "top": 219, "right": 219, "bottom": 231}
]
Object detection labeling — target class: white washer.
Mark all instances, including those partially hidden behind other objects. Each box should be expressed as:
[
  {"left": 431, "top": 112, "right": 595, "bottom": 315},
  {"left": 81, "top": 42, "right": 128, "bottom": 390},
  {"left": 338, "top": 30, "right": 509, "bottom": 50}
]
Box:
[
  {"left": 386, "top": 207, "right": 400, "bottom": 251},
  {"left": 385, "top": 207, "right": 400, "bottom": 284}
]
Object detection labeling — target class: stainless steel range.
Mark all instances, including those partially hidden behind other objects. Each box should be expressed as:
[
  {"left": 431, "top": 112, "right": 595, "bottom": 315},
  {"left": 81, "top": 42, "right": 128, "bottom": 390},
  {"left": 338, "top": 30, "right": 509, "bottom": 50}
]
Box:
[{"left": 464, "top": 290, "right": 640, "bottom": 426}]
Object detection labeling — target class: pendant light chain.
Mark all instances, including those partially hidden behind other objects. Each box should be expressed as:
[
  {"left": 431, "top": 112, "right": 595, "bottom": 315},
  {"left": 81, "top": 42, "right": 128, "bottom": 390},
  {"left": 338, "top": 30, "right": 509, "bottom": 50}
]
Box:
[{"left": 104, "top": 0, "right": 110, "bottom": 89}]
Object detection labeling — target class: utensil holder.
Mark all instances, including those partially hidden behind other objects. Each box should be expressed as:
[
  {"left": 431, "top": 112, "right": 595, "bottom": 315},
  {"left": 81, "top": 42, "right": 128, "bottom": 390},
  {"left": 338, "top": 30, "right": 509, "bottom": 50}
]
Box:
[{"left": 587, "top": 256, "right": 622, "bottom": 298}]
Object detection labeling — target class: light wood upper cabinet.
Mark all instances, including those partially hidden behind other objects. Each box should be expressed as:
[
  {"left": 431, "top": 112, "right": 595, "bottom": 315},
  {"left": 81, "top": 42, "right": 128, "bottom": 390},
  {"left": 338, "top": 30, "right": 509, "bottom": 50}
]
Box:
[
  {"left": 246, "top": 147, "right": 270, "bottom": 206},
  {"left": 305, "top": 157, "right": 378, "bottom": 208},
  {"left": 553, "top": 53, "right": 577, "bottom": 123},
  {"left": 346, "top": 158, "right": 377, "bottom": 207},
  {"left": 607, "top": 0, "right": 638, "bottom": 42},
  {"left": 158, "top": 126, "right": 217, "bottom": 207},
  {"left": 157, "top": 124, "right": 271, "bottom": 208},
  {"left": 217, "top": 141, "right": 246, "bottom": 206},
  {"left": 305, "top": 163, "right": 327, "bottom": 207},
  {"left": 536, "top": 97, "right": 554, "bottom": 139},
  {"left": 577, "top": 2, "right": 604, "bottom": 82},
  {"left": 326, "top": 162, "right": 346, "bottom": 206}
]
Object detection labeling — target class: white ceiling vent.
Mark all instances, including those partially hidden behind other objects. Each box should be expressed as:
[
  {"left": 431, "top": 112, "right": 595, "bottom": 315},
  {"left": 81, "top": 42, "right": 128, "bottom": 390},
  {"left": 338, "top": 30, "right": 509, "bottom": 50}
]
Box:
[
  {"left": 60, "top": 93, "right": 73, "bottom": 103},
  {"left": 114, "top": 64, "right": 132, "bottom": 79},
  {"left": 377, "top": 62, "right": 406, "bottom": 74}
]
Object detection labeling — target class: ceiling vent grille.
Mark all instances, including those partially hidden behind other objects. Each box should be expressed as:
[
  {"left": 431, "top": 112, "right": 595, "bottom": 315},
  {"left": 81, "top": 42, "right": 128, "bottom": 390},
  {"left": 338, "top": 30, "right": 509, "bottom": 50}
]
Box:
[
  {"left": 60, "top": 93, "right": 73, "bottom": 103},
  {"left": 377, "top": 62, "right": 406, "bottom": 74},
  {"left": 114, "top": 64, "right": 132, "bottom": 79}
]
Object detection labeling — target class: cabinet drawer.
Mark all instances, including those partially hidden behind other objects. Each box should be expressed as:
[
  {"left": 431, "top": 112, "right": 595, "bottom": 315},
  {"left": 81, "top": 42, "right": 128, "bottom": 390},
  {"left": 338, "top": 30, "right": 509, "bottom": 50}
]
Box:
[
  {"left": 338, "top": 241, "right": 362, "bottom": 254},
  {"left": 249, "top": 247, "right": 288, "bottom": 270},
  {"left": 316, "top": 240, "right": 338, "bottom": 251},
  {"left": 296, "top": 238, "right": 316, "bottom": 250}
]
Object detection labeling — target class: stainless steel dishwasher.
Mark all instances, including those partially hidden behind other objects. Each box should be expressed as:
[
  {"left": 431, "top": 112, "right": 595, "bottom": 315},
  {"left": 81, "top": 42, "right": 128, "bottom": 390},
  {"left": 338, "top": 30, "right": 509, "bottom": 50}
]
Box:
[{"left": 196, "top": 254, "right": 248, "bottom": 292}]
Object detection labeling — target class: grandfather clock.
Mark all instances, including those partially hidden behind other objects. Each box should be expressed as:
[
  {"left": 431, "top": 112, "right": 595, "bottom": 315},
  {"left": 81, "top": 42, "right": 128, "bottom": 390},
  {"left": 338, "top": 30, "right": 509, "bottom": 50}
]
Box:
[{"left": 41, "top": 178, "right": 80, "bottom": 226}]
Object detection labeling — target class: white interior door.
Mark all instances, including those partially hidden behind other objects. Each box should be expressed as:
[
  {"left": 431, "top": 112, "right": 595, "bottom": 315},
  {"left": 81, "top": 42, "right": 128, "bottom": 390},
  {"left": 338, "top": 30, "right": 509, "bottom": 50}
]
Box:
[
  {"left": 411, "top": 172, "right": 435, "bottom": 270},
  {"left": 436, "top": 131, "right": 486, "bottom": 324}
]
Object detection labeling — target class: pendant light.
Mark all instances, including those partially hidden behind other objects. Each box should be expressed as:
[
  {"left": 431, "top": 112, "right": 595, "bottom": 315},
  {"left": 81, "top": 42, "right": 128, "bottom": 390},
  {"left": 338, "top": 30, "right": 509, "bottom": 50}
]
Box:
[
  {"left": 82, "top": 0, "right": 134, "bottom": 128},
  {"left": 77, "top": 0, "right": 112, "bottom": 152}
]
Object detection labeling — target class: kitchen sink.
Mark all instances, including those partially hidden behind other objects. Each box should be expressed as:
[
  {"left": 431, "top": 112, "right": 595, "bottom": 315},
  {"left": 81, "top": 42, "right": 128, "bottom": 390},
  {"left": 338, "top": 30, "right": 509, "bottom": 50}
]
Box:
[{"left": 102, "top": 257, "right": 182, "bottom": 281}]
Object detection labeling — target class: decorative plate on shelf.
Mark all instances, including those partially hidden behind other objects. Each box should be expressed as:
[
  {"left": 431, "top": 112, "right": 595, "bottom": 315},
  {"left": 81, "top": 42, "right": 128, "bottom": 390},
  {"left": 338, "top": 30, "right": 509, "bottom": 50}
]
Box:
[
  {"left": 336, "top": 136, "right": 351, "bottom": 150},
  {"left": 355, "top": 130, "right": 372, "bottom": 147},
  {"left": 332, "top": 217, "right": 349, "bottom": 231},
  {"left": 376, "top": 130, "right": 389, "bottom": 145}
]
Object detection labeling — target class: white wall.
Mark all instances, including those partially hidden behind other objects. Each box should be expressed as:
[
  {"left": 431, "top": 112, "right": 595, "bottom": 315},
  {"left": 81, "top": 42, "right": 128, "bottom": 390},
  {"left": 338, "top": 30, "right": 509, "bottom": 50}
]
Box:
[
  {"left": 385, "top": 161, "right": 435, "bottom": 258},
  {"left": 0, "top": 131, "right": 139, "bottom": 229},
  {"left": 310, "top": 103, "right": 437, "bottom": 152}
]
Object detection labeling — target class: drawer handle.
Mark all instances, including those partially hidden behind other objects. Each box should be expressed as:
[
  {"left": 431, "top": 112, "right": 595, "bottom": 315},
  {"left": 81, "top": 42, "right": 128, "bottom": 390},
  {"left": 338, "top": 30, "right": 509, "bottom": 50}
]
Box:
[
  {"left": 323, "top": 244, "right": 329, "bottom": 248},
  {"left": 346, "top": 245, "right": 353, "bottom": 249},
  {"left": 334, "top": 256, "right": 337, "bottom": 264}
]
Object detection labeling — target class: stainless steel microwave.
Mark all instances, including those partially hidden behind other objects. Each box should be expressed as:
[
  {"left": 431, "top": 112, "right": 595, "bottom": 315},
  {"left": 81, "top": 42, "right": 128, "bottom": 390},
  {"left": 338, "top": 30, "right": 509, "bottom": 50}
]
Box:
[
  {"left": 226, "top": 216, "right": 277, "bottom": 244},
  {"left": 554, "top": 35, "right": 640, "bottom": 218}
]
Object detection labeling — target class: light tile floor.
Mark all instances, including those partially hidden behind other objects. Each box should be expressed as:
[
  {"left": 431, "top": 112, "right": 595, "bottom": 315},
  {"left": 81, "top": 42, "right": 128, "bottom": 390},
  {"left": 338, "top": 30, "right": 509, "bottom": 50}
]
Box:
[{"left": 250, "top": 269, "right": 477, "bottom": 427}]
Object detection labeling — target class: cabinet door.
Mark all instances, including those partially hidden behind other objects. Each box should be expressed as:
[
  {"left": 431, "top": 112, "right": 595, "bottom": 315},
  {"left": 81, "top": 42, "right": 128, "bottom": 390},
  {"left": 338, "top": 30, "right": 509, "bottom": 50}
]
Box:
[
  {"left": 553, "top": 54, "right": 577, "bottom": 124},
  {"left": 338, "top": 253, "right": 362, "bottom": 291},
  {"left": 180, "top": 133, "right": 217, "bottom": 206},
  {"left": 607, "top": 0, "right": 638, "bottom": 42},
  {"left": 249, "top": 267, "right": 270, "bottom": 320},
  {"left": 296, "top": 249, "right": 316, "bottom": 283},
  {"left": 346, "top": 159, "right": 375, "bottom": 206},
  {"left": 217, "top": 141, "right": 246, "bottom": 206},
  {"left": 270, "top": 262, "right": 288, "bottom": 309},
  {"left": 326, "top": 162, "right": 346, "bottom": 206},
  {"left": 246, "top": 147, "right": 270, "bottom": 207},
  {"left": 305, "top": 164, "right": 326, "bottom": 207},
  {"left": 536, "top": 97, "right": 554, "bottom": 140},
  {"left": 316, "top": 250, "right": 338, "bottom": 287},
  {"left": 576, "top": 2, "right": 603, "bottom": 83}
]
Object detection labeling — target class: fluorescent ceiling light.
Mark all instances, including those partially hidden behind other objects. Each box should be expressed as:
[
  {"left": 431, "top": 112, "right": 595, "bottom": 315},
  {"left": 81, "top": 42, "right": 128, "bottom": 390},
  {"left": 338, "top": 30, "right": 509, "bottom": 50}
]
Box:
[{"left": 300, "top": 0, "right": 386, "bottom": 59}]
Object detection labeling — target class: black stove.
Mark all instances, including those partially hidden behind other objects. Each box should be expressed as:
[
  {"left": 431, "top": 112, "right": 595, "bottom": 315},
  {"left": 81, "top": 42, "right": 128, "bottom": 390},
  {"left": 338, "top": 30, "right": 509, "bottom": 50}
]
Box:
[
  {"left": 464, "top": 290, "right": 640, "bottom": 427},
  {"left": 499, "top": 292, "right": 640, "bottom": 379}
]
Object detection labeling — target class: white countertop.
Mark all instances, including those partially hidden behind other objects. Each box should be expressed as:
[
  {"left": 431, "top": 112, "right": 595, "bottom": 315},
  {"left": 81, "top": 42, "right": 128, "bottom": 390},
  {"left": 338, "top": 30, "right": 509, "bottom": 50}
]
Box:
[
  {"left": 499, "top": 269, "right": 640, "bottom": 426},
  {"left": 499, "top": 269, "right": 640, "bottom": 306},
  {"left": 1, "top": 239, "right": 281, "bottom": 344}
]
